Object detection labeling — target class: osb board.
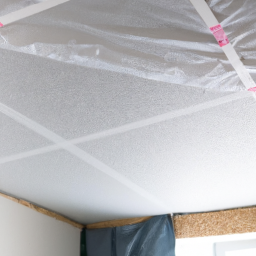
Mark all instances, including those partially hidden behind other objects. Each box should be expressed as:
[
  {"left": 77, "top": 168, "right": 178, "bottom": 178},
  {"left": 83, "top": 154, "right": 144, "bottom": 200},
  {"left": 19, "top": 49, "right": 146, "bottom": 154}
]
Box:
[
  {"left": 0, "top": 192, "right": 84, "bottom": 229},
  {"left": 2, "top": 190, "right": 256, "bottom": 237},
  {"left": 86, "top": 216, "right": 153, "bottom": 229},
  {"left": 174, "top": 207, "right": 256, "bottom": 238}
]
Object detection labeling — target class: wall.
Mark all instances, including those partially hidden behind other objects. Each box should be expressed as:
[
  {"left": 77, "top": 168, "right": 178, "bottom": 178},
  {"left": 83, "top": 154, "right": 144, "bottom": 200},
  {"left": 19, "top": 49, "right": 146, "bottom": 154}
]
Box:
[
  {"left": 0, "top": 196, "right": 80, "bottom": 256},
  {"left": 176, "top": 232, "right": 256, "bottom": 256}
]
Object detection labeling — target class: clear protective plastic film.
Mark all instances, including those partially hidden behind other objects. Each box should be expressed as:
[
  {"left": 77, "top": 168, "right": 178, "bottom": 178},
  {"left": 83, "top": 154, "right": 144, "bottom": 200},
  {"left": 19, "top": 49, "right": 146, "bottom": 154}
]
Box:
[{"left": 0, "top": 0, "right": 256, "bottom": 91}]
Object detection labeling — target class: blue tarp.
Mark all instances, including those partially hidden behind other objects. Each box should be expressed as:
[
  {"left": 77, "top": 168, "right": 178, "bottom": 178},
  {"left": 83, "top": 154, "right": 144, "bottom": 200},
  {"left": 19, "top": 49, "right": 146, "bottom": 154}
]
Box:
[{"left": 86, "top": 214, "right": 175, "bottom": 256}]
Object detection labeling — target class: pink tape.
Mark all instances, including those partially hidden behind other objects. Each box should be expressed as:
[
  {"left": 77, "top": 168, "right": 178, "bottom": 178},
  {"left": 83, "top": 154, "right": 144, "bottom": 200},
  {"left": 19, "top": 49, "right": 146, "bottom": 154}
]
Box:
[
  {"left": 0, "top": 22, "right": 3, "bottom": 27},
  {"left": 248, "top": 87, "right": 256, "bottom": 92},
  {"left": 210, "top": 24, "right": 229, "bottom": 47}
]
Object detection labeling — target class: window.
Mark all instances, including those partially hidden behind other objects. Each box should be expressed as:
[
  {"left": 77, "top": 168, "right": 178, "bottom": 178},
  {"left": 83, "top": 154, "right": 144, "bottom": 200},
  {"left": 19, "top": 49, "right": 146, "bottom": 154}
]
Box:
[
  {"left": 226, "top": 248, "right": 256, "bottom": 256},
  {"left": 215, "top": 239, "right": 256, "bottom": 256},
  {"left": 176, "top": 233, "right": 256, "bottom": 256}
]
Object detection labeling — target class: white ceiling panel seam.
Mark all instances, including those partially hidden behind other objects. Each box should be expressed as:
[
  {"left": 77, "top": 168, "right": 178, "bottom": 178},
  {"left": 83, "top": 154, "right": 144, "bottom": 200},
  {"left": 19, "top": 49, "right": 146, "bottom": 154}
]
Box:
[
  {"left": 189, "top": 0, "right": 256, "bottom": 91},
  {"left": 0, "top": 101, "right": 169, "bottom": 211},
  {"left": 0, "top": 0, "right": 69, "bottom": 27},
  {"left": 0, "top": 91, "right": 252, "bottom": 166},
  {"left": 0, "top": 144, "right": 60, "bottom": 165}
]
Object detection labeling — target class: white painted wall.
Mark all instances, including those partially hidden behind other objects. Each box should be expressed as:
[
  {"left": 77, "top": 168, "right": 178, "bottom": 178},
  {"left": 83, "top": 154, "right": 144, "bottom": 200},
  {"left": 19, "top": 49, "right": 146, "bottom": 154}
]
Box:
[
  {"left": 176, "top": 232, "right": 256, "bottom": 256},
  {"left": 0, "top": 196, "right": 80, "bottom": 256}
]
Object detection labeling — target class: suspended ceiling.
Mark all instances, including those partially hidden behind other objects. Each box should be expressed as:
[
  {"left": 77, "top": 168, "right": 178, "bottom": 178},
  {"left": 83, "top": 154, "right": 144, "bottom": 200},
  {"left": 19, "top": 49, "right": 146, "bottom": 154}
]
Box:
[{"left": 0, "top": 0, "right": 256, "bottom": 224}]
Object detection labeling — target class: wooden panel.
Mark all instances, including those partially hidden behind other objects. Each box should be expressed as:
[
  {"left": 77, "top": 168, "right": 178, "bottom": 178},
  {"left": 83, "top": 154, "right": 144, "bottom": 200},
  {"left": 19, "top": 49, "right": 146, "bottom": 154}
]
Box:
[
  {"left": 173, "top": 207, "right": 256, "bottom": 238},
  {"left": 86, "top": 216, "right": 153, "bottom": 229},
  {"left": 2, "top": 191, "right": 256, "bottom": 237}
]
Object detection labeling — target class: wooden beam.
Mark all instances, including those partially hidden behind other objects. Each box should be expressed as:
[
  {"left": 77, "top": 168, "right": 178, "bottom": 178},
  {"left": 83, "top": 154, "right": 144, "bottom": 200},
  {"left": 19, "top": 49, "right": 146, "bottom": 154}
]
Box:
[
  {"left": 0, "top": 192, "right": 84, "bottom": 229},
  {"left": 173, "top": 207, "right": 256, "bottom": 238}
]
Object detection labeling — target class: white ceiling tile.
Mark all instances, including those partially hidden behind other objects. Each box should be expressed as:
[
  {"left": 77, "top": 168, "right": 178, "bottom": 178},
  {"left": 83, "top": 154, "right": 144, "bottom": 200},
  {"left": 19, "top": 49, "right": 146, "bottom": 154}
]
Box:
[
  {"left": 79, "top": 95, "right": 256, "bottom": 213},
  {"left": 0, "top": 112, "right": 51, "bottom": 158},
  {"left": 0, "top": 149, "right": 168, "bottom": 223},
  {"left": 1, "top": 0, "right": 256, "bottom": 222},
  {"left": 0, "top": 48, "right": 232, "bottom": 140}
]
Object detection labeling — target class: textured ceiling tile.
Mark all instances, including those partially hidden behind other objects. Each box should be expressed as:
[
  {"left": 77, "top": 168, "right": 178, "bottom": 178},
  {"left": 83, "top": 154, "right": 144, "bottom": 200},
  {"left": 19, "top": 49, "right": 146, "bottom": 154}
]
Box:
[
  {"left": 0, "top": 112, "right": 51, "bottom": 158},
  {"left": 0, "top": 48, "right": 232, "bottom": 140},
  {"left": 80, "top": 95, "right": 256, "bottom": 213},
  {"left": 0, "top": 150, "right": 167, "bottom": 223},
  {"left": 1, "top": 0, "right": 256, "bottom": 221}
]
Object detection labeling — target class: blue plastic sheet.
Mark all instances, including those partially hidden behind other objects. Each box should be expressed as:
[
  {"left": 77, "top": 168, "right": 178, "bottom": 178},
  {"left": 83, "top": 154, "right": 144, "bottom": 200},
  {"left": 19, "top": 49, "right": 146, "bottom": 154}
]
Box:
[{"left": 86, "top": 214, "right": 175, "bottom": 256}]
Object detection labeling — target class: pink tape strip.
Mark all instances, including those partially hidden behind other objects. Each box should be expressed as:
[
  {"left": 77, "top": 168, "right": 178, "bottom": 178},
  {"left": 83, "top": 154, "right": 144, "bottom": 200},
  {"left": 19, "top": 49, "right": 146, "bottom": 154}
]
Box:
[
  {"left": 248, "top": 87, "right": 256, "bottom": 92},
  {"left": 210, "top": 24, "right": 229, "bottom": 47},
  {"left": 0, "top": 22, "right": 3, "bottom": 27}
]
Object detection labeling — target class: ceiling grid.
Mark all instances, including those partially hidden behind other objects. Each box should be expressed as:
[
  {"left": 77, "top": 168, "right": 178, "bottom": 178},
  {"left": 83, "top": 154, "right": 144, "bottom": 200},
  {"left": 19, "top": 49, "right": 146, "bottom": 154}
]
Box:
[{"left": 0, "top": 0, "right": 256, "bottom": 223}]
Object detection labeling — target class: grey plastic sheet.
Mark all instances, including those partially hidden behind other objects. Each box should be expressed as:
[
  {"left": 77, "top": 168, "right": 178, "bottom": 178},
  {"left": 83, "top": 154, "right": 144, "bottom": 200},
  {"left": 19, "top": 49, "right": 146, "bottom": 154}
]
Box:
[
  {"left": 0, "top": 0, "right": 255, "bottom": 91},
  {"left": 86, "top": 214, "right": 175, "bottom": 256}
]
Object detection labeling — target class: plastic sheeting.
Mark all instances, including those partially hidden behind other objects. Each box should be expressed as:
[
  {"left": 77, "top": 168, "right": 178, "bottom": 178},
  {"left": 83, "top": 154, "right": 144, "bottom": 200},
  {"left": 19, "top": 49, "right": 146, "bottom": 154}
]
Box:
[
  {"left": 85, "top": 215, "right": 175, "bottom": 256},
  {"left": 0, "top": 0, "right": 256, "bottom": 91}
]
